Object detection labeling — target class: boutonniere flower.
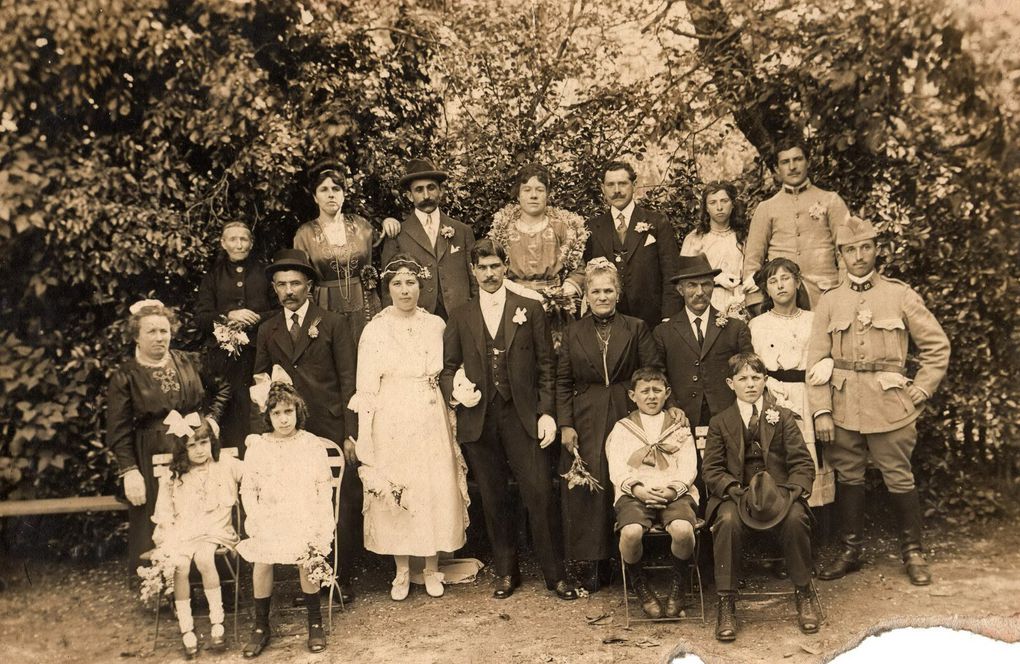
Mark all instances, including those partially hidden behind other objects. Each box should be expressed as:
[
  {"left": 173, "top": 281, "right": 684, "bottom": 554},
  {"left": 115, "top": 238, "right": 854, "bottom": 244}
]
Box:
[
  {"left": 307, "top": 317, "right": 321, "bottom": 339},
  {"left": 512, "top": 307, "right": 528, "bottom": 325},
  {"left": 808, "top": 202, "right": 826, "bottom": 221},
  {"left": 439, "top": 225, "right": 455, "bottom": 239},
  {"left": 856, "top": 308, "right": 873, "bottom": 328},
  {"left": 634, "top": 221, "right": 651, "bottom": 233},
  {"left": 765, "top": 408, "right": 780, "bottom": 425},
  {"left": 715, "top": 315, "right": 729, "bottom": 328},
  {"left": 450, "top": 245, "right": 461, "bottom": 254}
]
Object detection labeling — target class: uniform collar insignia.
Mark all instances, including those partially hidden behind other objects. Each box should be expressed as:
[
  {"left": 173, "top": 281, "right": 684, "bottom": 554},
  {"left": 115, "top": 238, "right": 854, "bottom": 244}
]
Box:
[
  {"left": 849, "top": 279, "right": 874, "bottom": 292},
  {"left": 782, "top": 180, "right": 811, "bottom": 195}
]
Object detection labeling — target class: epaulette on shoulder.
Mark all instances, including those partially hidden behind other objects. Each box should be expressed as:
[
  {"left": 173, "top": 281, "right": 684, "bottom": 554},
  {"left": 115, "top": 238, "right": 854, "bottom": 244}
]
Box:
[{"left": 878, "top": 274, "right": 909, "bottom": 287}]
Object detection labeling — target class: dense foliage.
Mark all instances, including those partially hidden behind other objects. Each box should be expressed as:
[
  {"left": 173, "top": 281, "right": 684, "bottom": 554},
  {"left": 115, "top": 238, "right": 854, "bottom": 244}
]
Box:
[{"left": 1, "top": 0, "right": 1016, "bottom": 555}]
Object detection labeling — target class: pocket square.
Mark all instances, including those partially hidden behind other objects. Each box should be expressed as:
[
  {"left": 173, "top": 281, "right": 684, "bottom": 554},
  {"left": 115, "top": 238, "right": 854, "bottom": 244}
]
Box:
[
  {"left": 450, "top": 245, "right": 461, "bottom": 254},
  {"left": 644, "top": 235, "right": 657, "bottom": 247}
]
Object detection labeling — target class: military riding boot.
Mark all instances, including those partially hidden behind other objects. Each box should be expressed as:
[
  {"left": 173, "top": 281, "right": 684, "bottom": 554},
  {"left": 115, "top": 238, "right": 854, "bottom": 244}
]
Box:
[
  {"left": 626, "top": 562, "right": 663, "bottom": 618},
  {"left": 819, "top": 483, "right": 865, "bottom": 580},
  {"left": 889, "top": 490, "right": 932, "bottom": 586},
  {"left": 663, "top": 557, "right": 688, "bottom": 618}
]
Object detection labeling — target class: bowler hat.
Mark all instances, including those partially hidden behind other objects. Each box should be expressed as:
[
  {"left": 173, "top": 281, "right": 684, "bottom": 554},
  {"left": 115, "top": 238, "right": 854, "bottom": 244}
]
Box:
[
  {"left": 265, "top": 248, "right": 319, "bottom": 282},
  {"left": 398, "top": 158, "right": 448, "bottom": 188},
  {"left": 669, "top": 253, "right": 722, "bottom": 284},
  {"left": 835, "top": 216, "right": 878, "bottom": 247},
  {"left": 737, "top": 471, "right": 797, "bottom": 530}
]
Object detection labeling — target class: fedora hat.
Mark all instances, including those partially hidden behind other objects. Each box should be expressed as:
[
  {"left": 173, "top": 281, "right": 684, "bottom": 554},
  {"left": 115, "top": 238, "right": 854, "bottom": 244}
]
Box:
[
  {"left": 265, "top": 248, "right": 319, "bottom": 282},
  {"left": 398, "top": 158, "right": 448, "bottom": 188},
  {"left": 669, "top": 253, "right": 722, "bottom": 284},
  {"left": 737, "top": 471, "right": 797, "bottom": 530}
]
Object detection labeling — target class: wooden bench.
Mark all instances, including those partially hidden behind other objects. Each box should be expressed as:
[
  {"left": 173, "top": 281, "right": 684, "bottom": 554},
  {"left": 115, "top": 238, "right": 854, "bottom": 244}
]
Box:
[{"left": 0, "top": 495, "right": 128, "bottom": 518}]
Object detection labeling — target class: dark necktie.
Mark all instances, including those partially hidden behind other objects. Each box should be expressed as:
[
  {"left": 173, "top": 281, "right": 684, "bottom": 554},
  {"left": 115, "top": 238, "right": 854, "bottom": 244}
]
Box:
[
  {"left": 290, "top": 312, "right": 301, "bottom": 341},
  {"left": 616, "top": 212, "right": 627, "bottom": 243},
  {"left": 693, "top": 317, "right": 705, "bottom": 346},
  {"left": 748, "top": 403, "right": 759, "bottom": 435}
]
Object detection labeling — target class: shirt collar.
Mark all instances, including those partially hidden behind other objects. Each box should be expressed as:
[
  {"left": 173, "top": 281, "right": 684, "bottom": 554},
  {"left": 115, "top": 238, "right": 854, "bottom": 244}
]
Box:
[
  {"left": 736, "top": 396, "right": 765, "bottom": 424},
  {"left": 848, "top": 271, "right": 875, "bottom": 285},
  {"left": 479, "top": 285, "right": 507, "bottom": 308},
  {"left": 414, "top": 208, "right": 439, "bottom": 225},
  {"left": 286, "top": 300, "right": 311, "bottom": 323},
  {"left": 610, "top": 199, "right": 636, "bottom": 223},
  {"left": 781, "top": 179, "right": 812, "bottom": 195},
  {"left": 686, "top": 307, "right": 709, "bottom": 325}
]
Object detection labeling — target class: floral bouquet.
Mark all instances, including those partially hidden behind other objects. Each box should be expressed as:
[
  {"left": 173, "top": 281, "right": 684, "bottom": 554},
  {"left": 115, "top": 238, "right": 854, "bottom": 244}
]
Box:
[
  {"left": 297, "top": 544, "right": 336, "bottom": 589},
  {"left": 137, "top": 549, "right": 176, "bottom": 603},
  {"left": 213, "top": 316, "right": 250, "bottom": 357},
  {"left": 359, "top": 465, "right": 407, "bottom": 511},
  {"left": 561, "top": 448, "right": 603, "bottom": 493}
]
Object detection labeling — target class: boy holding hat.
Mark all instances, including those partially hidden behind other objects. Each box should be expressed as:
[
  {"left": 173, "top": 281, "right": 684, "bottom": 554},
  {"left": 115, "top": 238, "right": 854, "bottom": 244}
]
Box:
[
  {"left": 703, "top": 352, "right": 818, "bottom": 641},
  {"left": 808, "top": 216, "right": 950, "bottom": 586},
  {"left": 380, "top": 158, "right": 476, "bottom": 319}
]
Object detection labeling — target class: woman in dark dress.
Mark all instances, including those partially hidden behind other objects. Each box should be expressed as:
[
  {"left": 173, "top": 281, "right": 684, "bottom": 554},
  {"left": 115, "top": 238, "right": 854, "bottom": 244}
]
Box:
[
  {"left": 106, "top": 300, "right": 230, "bottom": 571},
  {"left": 556, "top": 258, "right": 658, "bottom": 591},
  {"left": 194, "top": 221, "right": 274, "bottom": 452}
]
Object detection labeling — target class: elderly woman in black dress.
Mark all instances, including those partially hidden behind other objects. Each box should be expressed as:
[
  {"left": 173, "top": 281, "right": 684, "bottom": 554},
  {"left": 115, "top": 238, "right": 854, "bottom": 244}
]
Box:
[
  {"left": 556, "top": 259, "right": 658, "bottom": 591},
  {"left": 194, "top": 221, "right": 273, "bottom": 452},
  {"left": 106, "top": 300, "right": 230, "bottom": 572}
]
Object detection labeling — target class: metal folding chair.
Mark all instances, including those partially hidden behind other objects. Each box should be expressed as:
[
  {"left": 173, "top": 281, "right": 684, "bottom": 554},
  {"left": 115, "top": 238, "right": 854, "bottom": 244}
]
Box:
[
  {"left": 318, "top": 438, "right": 346, "bottom": 633},
  {"left": 144, "top": 447, "right": 242, "bottom": 650},
  {"left": 620, "top": 518, "right": 707, "bottom": 628}
]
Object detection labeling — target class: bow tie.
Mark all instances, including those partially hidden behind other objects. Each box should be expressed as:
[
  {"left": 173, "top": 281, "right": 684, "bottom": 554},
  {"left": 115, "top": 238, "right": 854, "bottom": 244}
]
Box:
[{"left": 627, "top": 440, "right": 681, "bottom": 470}]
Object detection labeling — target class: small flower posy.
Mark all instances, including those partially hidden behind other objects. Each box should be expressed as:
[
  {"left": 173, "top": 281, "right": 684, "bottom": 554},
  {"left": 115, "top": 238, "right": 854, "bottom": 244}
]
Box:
[
  {"left": 633, "top": 221, "right": 651, "bottom": 233},
  {"left": 561, "top": 448, "right": 603, "bottom": 493},
  {"left": 715, "top": 314, "right": 729, "bottom": 328},
  {"left": 296, "top": 545, "right": 336, "bottom": 589},
  {"left": 361, "top": 265, "right": 380, "bottom": 292},
  {"left": 764, "top": 408, "right": 781, "bottom": 425},
  {"left": 213, "top": 316, "right": 250, "bottom": 357},
  {"left": 439, "top": 225, "right": 455, "bottom": 239},
  {"left": 307, "top": 316, "right": 321, "bottom": 339},
  {"left": 512, "top": 306, "right": 528, "bottom": 325},
  {"left": 856, "top": 308, "right": 873, "bottom": 328},
  {"left": 137, "top": 549, "right": 176, "bottom": 603},
  {"left": 808, "top": 202, "right": 827, "bottom": 221}
]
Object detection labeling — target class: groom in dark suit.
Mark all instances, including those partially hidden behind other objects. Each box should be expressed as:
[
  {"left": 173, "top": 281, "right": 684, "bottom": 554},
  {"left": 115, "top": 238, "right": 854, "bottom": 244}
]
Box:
[
  {"left": 253, "top": 248, "right": 360, "bottom": 601},
  {"left": 584, "top": 160, "right": 683, "bottom": 329},
  {"left": 441, "top": 239, "right": 577, "bottom": 601},
  {"left": 380, "top": 158, "right": 476, "bottom": 319}
]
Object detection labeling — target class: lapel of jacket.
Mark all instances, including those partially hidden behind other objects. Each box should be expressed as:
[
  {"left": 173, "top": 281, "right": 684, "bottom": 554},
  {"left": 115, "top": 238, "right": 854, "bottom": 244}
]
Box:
[
  {"left": 434, "top": 212, "right": 451, "bottom": 261},
  {"left": 604, "top": 314, "right": 629, "bottom": 381},
  {"left": 621, "top": 206, "right": 646, "bottom": 264},
  {"left": 290, "top": 302, "right": 321, "bottom": 363},
  {"left": 269, "top": 310, "right": 295, "bottom": 359},
  {"left": 502, "top": 290, "right": 521, "bottom": 353},
  {"left": 402, "top": 211, "right": 436, "bottom": 257},
  {"left": 722, "top": 402, "right": 745, "bottom": 467},
  {"left": 467, "top": 297, "right": 487, "bottom": 365},
  {"left": 592, "top": 212, "right": 616, "bottom": 258},
  {"left": 577, "top": 316, "right": 603, "bottom": 377},
  {"left": 671, "top": 309, "right": 701, "bottom": 355},
  {"left": 759, "top": 390, "right": 778, "bottom": 460},
  {"left": 700, "top": 307, "right": 722, "bottom": 360}
]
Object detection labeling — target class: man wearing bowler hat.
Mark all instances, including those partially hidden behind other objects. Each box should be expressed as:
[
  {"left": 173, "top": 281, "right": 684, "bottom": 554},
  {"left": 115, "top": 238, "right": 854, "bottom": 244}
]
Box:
[
  {"left": 653, "top": 253, "right": 754, "bottom": 431},
  {"left": 703, "top": 352, "right": 818, "bottom": 641},
  {"left": 379, "top": 158, "right": 476, "bottom": 319},
  {"left": 254, "top": 248, "right": 361, "bottom": 603}
]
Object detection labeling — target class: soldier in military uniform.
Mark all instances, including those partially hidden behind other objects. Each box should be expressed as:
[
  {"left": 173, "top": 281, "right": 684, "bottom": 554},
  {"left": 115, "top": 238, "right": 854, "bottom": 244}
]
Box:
[{"left": 807, "top": 216, "right": 950, "bottom": 585}]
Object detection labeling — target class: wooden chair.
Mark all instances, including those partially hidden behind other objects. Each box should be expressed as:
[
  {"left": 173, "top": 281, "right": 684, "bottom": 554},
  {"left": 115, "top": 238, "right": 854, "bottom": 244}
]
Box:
[{"left": 143, "top": 447, "right": 242, "bottom": 649}]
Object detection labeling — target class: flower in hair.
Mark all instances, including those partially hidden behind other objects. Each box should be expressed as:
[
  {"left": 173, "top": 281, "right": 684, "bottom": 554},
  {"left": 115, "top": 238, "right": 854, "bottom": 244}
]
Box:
[
  {"left": 129, "top": 299, "right": 165, "bottom": 315},
  {"left": 381, "top": 259, "right": 431, "bottom": 281}
]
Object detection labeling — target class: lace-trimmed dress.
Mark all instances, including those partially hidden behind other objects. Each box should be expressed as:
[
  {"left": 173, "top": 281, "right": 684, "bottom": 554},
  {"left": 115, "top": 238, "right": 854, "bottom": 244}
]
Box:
[
  {"left": 749, "top": 309, "right": 835, "bottom": 506},
  {"left": 351, "top": 307, "right": 469, "bottom": 556},
  {"left": 681, "top": 229, "right": 744, "bottom": 312},
  {"left": 236, "top": 430, "right": 336, "bottom": 563}
]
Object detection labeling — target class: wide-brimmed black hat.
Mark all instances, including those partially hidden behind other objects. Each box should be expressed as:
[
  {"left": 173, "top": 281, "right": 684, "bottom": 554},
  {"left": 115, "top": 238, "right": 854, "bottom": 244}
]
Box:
[
  {"left": 265, "top": 249, "right": 319, "bottom": 282},
  {"left": 738, "top": 471, "right": 797, "bottom": 531},
  {"left": 668, "top": 253, "right": 722, "bottom": 283},
  {"left": 398, "top": 158, "right": 448, "bottom": 188}
]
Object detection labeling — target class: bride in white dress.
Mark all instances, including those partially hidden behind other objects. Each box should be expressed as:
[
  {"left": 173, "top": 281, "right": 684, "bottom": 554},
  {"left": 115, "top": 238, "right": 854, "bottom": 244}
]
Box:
[{"left": 351, "top": 254, "right": 469, "bottom": 601}]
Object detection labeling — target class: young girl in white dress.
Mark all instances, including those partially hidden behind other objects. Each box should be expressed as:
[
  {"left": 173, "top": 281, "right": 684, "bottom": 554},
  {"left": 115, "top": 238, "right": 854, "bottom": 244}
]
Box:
[
  {"left": 352, "top": 255, "right": 469, "bottom": 601},
  {"left": 152, "top": 412, "right": 242, "bottom": 657},
  {"left": 748, "top": 258, "right": 835, "bottom": 507},
  {"left": 681, "top": 181, "right": 748, "bottom": 313},
  {"left": 237, "top": 377, "right": 335, "bottom": 657}
]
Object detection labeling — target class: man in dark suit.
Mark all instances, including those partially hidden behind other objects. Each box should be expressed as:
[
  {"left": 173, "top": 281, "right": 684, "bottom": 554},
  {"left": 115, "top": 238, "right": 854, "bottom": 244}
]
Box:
[
  {"left": 585, "top": 160, "right": 683, "bottom": 329},
  {"left": 653, "top": 253, "right": 754, "bottom": 429},
  {"left": 380, "top": 158, "right": 476, "bottom": 319},
  {"left": 254, "top": 248, "right": 360, "bottom": 602},
  {"left": 440, "top": 239, "right": 577, "bottom": 601},
  {"left": 703, "top": 353, "right": 818, "bottom": 641}
]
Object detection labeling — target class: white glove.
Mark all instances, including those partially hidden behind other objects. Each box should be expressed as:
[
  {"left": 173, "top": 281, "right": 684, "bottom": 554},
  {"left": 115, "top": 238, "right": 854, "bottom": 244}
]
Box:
[
  {"left": 715, "top": 272, "right": 741, "bottom": 290},
  {"left": 806, "top": 358, "right": 834, "bottom": 386},
  {"left": 742, "top": 274, "right": 759, "bottom": 293},
  {"left": 123, "top": 468, "right": 146, "bottom": 506},
  {"left": 452, "top": 368, "right": 482, "bottom": 408},
  {"left": 537, "top": 414, "right": 557, "bottom": 448}
]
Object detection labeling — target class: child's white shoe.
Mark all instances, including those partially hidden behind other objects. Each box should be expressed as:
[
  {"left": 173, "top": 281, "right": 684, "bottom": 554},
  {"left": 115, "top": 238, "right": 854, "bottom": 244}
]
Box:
[
  {"left": 208, "top": 622, "right": 226, "bottom": 651},
  {"left": 390, "top": 570, "right": 410, "bottom": 601},
  {"left": 423, "top": 570, "right": 445, "bottom": 598},
  {"left": 181, "top": 631, "right": 198, "bottom": 659}
]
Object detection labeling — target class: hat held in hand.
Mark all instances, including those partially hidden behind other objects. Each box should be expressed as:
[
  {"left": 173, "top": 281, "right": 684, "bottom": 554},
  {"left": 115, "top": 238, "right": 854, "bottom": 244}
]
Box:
[{"left": 737, "top": 471, "right": 797, "bottom": 530}]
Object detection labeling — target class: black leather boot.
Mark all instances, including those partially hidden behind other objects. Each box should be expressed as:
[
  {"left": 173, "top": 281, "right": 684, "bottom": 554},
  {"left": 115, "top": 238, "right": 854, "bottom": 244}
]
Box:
[
  {"left": 889, "top": 490, "right": 932, "bottom": 586},
  {"left": 715, "top": 593, "right": 737, "bottom": 641},
  {"left": 819, "top": 483, "right": 865, "bottom": 580},
  {"left": 794, "top": 585, "right": 820, "bottom": 633},
  {"left": 663, "top": 557, "right": 688, "bottom": 618},
  {"left": 626, "top": 562, "right": 662, "bottom": 618}
]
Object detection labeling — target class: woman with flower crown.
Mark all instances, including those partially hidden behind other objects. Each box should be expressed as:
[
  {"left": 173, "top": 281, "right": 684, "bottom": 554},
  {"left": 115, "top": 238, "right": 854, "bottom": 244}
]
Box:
[
  {"left": 106, "top": 300, "right": 231, "bottom": 573},
  {"left": 488, "top": 162, "right": 589, "bottom": 346},
  {"left": 350, "top": 254, "right": 469, "bottom": 601},
  {"left": 294, "top": 161, "right": 382, "bottom": 344}
]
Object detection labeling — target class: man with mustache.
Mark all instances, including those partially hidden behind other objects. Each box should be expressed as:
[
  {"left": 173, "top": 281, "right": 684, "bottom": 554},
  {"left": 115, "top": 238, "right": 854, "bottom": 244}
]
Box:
[
  {"left": 584, "top": 161, "right": 683, "bottom": 330},
  {"left": 742, "top": 138, "right": 851, "bottom": 308},
  {"left": 253, "top": 248, "right": 361, "bottom": 603},
  {"left": 379, "top": 158, "right": 475, "bottom": 319},
  {"left": 808, "top": 217, "right": 950, "bottom": 586}
]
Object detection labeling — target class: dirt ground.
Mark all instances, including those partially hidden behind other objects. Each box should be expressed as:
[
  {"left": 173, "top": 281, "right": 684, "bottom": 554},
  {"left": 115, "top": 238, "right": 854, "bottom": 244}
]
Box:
[{"left": 1, "top": 517, "right": 1019, "bottom": 664}]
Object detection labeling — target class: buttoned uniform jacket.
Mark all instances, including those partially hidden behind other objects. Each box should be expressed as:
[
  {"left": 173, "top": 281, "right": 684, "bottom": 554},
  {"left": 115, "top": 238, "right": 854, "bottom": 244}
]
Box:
[
  {"left": 742, "top": 182, "right": 851, "bottom": 305},
  {"left": 806, "top": 274, "right": 950, "bottom": 434},
  {"left": 440, "top": 290, "right": 555, "bottom": 444},
  {"left": 653, "top": 307, "right": 754, "bottom": 426},
  {"left": 702, "top": 392, "right": 816, "bottom": 524},
  {"left": 584, "top": 205, "right": 683, "bottom": 329},
  {"left": 253, "top": 301, "right": 358, "bottom": 442},
  {"left": 380, "top": 211, "right": 476, "bottom": 316}
]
